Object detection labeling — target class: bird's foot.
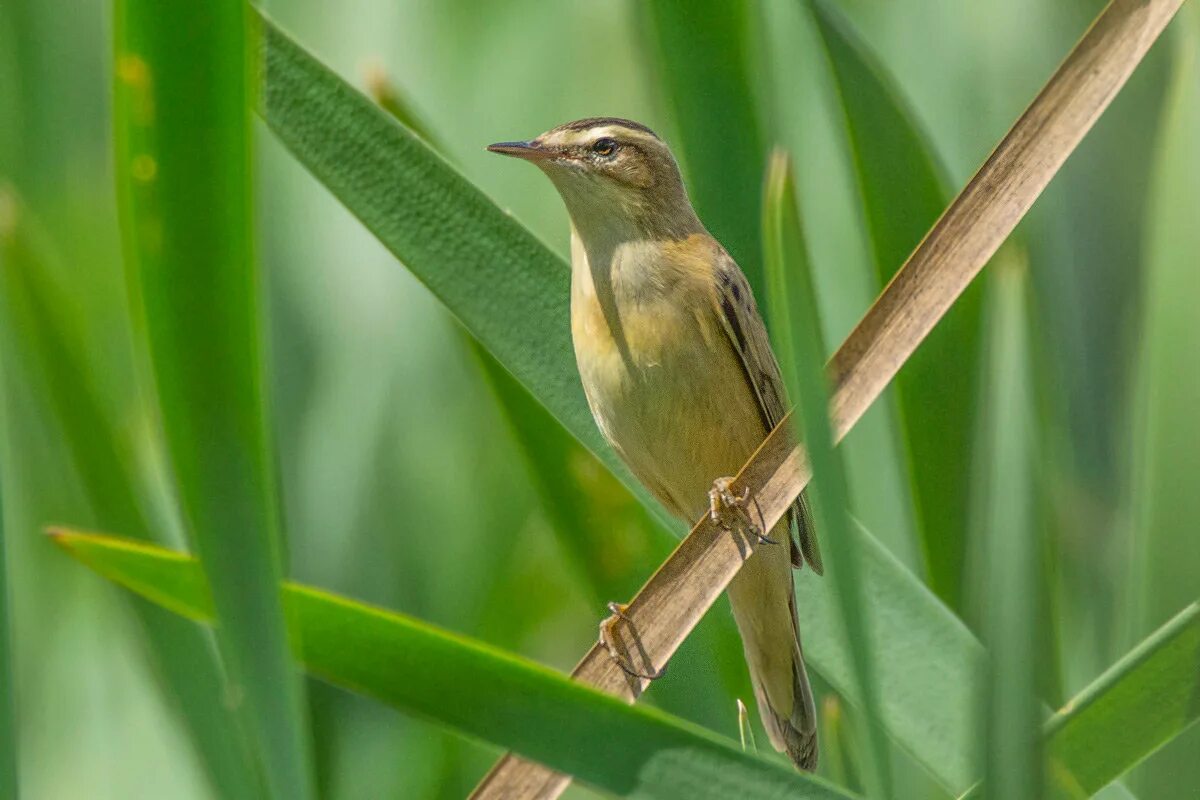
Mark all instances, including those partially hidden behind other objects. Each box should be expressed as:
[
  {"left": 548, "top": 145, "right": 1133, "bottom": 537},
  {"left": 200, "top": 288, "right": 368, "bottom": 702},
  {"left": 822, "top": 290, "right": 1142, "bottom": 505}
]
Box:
[
  {"left": 709, "top": 476, "right": 775, "bottom": 545},
  {"left": 598, "top": 601, "right": 666, "bottom": 681}
]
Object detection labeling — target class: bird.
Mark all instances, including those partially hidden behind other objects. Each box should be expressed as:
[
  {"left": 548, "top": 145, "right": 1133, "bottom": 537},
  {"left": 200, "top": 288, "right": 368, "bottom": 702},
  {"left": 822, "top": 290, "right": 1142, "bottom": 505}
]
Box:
[{"left": 488, "top": 117, "right": 823, "bottom": 771}]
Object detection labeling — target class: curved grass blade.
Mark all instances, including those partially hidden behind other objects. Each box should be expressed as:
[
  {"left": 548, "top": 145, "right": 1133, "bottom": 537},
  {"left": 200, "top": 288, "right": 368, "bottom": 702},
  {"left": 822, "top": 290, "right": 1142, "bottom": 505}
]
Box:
[
  {"left": 113, "top": 4, "right": 313, "bottom": 797},
  {"left": 1043, "top": 602, "right": 1200, "bottom": 799},
  {"left": 0, "top": 187, "right": 259, "bottom": 798},
  {"left": 961, "top": 602, "right": 1200, "bottom": 799},
  {"left": 637, "top": 0, "right": 768, "bottom": 297},
  {"left": 737, "top": 699, "right": 758, "bottom": 754},
  {"left": 763, "top": 150, "right": 891, "bottom": 795},
  {"left": 51, "top": 529, "right": 860, "bottom": 800},
  {"left": 1129, "top": 7, "right": 1200, "bottom": 796},
  {"left": 808, "top": 0, "right": 984, "bottom": 610},
  {"left": 975, "top": 263, "right": 1042, "bottom": 799}
]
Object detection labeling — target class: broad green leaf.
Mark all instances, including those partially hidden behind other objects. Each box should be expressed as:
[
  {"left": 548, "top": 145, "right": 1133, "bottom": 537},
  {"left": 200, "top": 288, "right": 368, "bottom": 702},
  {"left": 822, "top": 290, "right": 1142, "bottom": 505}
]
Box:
[
  {"left": 1129, "top": 7, "right": 1200, "bottom": 797},
  {"left": 809, "top": 0, "right": 984, "bottom": 610},
  {"left": 113, "top": 5, "right": 313, "bottom": 798},
  {"left": 0, "top": 187, "right": 259, "bottom": 799},
  {"left": 1044, "top": 602, "right": 1200, "bottom": 799},
  {"left": 763, "top": 150, "right": 891, "bottom": 795},
  {"left": 256, "top": 14, "right": 671, "bottom": 527},
  {"left": 976, "top": 264, "right": 1042, "bottom": 799},
  {"left": 637, "top": 0, "right": 768, "bottom": 298},
  {"left": 961, "top": 602, "right": 1200, "bottom": 799},
  {"left": 358, "top": 69, "right": 677, "bottom": 605},
  {"left": 252, "top": 16, "right": 1006, "bottom": 795},
  {"left": 0, "top": 444, "right": 15, "bottom": 799},
  {"left": 52, "top": 530, "right": 859, "bottom": 800}
]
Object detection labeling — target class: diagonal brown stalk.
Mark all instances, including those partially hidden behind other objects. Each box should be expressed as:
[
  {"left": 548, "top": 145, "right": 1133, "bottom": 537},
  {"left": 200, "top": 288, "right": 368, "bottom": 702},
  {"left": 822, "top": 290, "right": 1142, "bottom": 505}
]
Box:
[{"left": 470, "top": 1, "right": 1184, "bottom": 797}]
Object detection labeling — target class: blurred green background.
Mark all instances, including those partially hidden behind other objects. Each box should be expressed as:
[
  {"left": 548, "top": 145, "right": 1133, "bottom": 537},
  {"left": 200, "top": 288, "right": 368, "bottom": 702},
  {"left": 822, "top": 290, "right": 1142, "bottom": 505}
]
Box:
[{"left": 0, "top": 0, "right": 1195, "bottom": 798}]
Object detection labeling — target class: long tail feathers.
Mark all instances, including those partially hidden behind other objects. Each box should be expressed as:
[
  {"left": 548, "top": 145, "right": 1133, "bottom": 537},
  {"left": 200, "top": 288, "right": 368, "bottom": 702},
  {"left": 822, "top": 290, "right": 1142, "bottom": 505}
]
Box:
[
  {"left": 752, "top": 636, "right": 818, "bottom": 770},
  {"left": 728, "top": 532, "right": 819, "bottom": 771}
]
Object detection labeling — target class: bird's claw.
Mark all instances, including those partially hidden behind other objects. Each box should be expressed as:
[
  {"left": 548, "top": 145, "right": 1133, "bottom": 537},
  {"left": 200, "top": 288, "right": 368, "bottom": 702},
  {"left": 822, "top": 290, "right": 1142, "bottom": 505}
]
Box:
[
  {"left": 598, "top": 601, "right": 666, "bottom": 681},
  {"left": 709, "top": 477, "right": 775, "bottom": 545}
]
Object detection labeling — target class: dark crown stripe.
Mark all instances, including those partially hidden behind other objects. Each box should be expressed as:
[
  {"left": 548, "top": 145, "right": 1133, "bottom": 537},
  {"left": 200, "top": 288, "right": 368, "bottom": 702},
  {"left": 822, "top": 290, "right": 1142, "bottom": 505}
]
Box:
[{"left": 555, "top": 117, "right": 660, "bottom": 140}]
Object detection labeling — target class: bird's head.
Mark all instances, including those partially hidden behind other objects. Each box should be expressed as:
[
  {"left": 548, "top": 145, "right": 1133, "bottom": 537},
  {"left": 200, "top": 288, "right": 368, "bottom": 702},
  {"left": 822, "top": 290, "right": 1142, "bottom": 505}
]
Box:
[{"left": 488, "top": 117, "right": 700, "bottom": 240}]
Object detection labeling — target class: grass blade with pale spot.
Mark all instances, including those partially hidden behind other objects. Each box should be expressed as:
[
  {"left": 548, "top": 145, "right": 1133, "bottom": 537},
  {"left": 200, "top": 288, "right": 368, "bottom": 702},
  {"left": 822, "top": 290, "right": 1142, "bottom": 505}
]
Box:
[{"left": 114, "top": 4, "right": 313, "bottom": 797}]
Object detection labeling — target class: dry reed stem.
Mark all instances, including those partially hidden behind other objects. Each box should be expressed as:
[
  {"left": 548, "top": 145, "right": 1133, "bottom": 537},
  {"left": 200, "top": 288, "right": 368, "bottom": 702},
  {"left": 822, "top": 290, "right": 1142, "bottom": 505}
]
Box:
[{"left": 471, "top": 1, "right": 1184, "bottom": 796}]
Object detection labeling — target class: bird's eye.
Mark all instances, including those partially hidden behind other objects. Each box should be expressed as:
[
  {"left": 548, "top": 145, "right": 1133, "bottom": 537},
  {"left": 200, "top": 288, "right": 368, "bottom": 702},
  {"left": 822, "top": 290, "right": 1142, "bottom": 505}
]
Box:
[{"left": 591, "top": 137, "right": 618, "bottom": 157}]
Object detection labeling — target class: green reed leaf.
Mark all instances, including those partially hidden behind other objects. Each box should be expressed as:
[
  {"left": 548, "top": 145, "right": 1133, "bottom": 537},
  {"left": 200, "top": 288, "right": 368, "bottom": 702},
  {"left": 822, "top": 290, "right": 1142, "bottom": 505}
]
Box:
[
  {"left": 808, "top": 0, "right": 984, "bottom": 611},
  {"left": 0, "top": 186, "right": 259, "bottom": 798},
  {"left": 53, "top": 529, "right": 859, "bottom": 800},
  {"left": 114, "top": 4, "right": 313, "bottom": 797},
  {"left": 763, "top": 149, "right": 891, "bottom": 795}
]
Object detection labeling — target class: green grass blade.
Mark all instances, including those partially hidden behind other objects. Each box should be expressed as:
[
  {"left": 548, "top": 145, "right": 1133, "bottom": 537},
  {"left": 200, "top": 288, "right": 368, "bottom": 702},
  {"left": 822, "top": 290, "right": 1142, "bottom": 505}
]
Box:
[
  {"left": 976, "top": 264, "right": 1042, "bottom": 799},
  {"left": 761, "top": 151, "right": 808, "bottom": 406},
  {"left": 255, "top": 13, "right": 663, "bottom": 517},
  {"left": 52, "top": 530, "right": 859, "bottom": 800},
  {"left": 0, "top": 457, "right": 15, "bottom": 799},
  {"left": 1129, "top": 7, "right": 1200, "bottom": 796},
  {"left": 798, "top": 521, "right": 980, "bottom": 792},
  {"left": 0, "top": 187, "right": 259, "bottom": 798},
  {"left": 962, "top": 602, "right": 1200, "bottom": 799},
  {"left": 807, "top": 0, "right": 948, "bottom": 278},
  {"left": 113, "top": 4, "right": 314, "bottom": 798},
  {"left": 737, "top": 699, "right": 758, "bottom": 755},
  {"left": 638, "top": 0, "right": 768, "bottom": 297},
  {"left": 253, "top": 17, "right": 1021, "bottom": 795},
  {"left": 1044, "top": 602, "right": 1200, "bottom": 799},
  {"left": 808, "top": 0, "right": 984, "bottom": 610},
  {"left": 762, "top": 150, "right": 891, "bottom": 795}
]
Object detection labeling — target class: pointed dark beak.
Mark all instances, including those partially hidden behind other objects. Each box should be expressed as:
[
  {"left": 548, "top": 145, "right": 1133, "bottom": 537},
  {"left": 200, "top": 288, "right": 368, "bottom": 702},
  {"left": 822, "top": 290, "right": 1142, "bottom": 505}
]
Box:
[{"left": 486, "top": 140, "right": 553, "bottom": 161}]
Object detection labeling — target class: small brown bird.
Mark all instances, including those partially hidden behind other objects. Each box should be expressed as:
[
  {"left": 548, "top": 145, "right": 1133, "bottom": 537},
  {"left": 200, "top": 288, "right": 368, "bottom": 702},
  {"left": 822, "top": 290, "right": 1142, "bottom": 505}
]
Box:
[{"left": 489, "top": 118, "right": 822, "bottom": 771}]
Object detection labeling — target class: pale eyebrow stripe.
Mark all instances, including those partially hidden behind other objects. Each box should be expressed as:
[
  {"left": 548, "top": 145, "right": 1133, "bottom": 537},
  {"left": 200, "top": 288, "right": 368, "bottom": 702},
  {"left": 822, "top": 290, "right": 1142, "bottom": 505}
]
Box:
[{"left": 557, "top": 116, "right": 660, "bottom": 139}]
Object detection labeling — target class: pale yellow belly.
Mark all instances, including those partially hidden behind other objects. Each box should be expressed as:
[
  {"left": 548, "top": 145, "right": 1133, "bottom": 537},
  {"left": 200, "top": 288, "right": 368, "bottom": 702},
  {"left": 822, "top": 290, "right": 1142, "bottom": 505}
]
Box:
[{"left": 572, "top": 299, "right": 766, "bottom": 524}]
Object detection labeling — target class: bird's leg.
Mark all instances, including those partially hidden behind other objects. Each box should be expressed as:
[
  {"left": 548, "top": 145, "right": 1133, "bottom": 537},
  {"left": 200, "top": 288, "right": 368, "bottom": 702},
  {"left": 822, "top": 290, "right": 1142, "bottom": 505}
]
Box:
[
  {"left": 597, "top": 601, "right": 666, "bottom": 681},
  {"left": 709, "top": 476, "right": 776, "bottom": 545}
]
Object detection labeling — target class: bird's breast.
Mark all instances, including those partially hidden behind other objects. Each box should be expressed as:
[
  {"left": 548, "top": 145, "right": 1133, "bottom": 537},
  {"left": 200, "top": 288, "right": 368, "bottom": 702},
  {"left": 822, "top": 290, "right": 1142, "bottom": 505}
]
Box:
[{"left": 569, "top": 240, "right": 765, "bottom": 520}]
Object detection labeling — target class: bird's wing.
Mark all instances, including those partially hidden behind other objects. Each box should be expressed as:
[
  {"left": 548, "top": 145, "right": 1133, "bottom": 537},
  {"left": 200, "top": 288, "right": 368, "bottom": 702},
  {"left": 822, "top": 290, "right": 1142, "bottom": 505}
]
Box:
[{"left": 709, "top": 247, "right": 823, "bottom": 574}]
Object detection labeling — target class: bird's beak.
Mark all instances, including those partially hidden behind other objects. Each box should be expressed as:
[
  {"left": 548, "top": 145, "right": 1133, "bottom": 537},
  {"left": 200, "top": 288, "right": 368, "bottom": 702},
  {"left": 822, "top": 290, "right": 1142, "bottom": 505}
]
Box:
[{"left": 486, "top": 140, "right": 554, "bottom": 161}]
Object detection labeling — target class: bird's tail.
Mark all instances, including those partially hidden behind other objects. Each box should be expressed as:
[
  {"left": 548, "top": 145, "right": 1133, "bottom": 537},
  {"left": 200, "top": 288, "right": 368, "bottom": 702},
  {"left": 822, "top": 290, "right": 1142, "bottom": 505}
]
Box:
[{"left": 727, "top": 526, "right": 818, "bottom": 771}]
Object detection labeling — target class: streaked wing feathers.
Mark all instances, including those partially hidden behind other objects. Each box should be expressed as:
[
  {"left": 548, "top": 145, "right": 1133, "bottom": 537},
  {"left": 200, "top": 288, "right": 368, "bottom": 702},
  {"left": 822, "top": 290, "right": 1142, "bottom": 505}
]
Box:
[{"left": 711, "top": 247, "right": 823, "bottom": 574}]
